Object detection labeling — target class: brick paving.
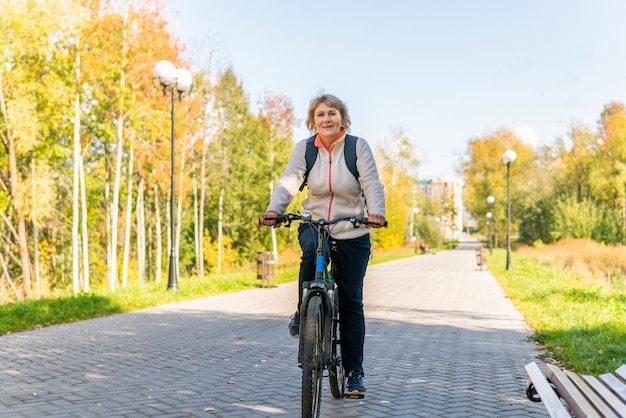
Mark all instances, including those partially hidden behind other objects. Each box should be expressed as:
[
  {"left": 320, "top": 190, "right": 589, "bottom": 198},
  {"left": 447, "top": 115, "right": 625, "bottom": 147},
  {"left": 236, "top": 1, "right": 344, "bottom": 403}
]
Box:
[{"left": 0, "top": 240, "right": 548, "bottom": 417}]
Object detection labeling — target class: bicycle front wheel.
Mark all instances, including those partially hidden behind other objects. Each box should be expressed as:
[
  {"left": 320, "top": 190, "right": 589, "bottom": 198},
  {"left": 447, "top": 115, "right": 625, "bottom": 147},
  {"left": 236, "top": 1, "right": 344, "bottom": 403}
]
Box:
[{"left": 301, "top": 295, "right": 324, "bottom": 418}]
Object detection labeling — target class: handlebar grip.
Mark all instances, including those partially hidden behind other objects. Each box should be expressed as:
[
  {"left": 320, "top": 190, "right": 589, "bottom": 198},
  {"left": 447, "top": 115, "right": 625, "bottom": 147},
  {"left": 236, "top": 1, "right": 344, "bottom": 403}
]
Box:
[
  {"left": 259, "top": 216, "right": 278, "bottom": 225},
  {"left": 370, "top": 221, "right": 388, "bottom": 227}
]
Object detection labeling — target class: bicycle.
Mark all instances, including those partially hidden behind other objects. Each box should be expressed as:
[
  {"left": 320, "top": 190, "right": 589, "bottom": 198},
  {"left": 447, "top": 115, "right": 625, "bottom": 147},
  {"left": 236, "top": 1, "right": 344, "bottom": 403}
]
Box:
[{"left": 265, "top": 210, "right": 386, "bottom": 418}]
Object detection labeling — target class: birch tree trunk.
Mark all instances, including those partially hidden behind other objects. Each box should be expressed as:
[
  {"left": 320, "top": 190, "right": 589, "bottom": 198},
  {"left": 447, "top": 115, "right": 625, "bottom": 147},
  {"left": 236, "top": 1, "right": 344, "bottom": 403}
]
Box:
[
  {"left": 176, "top": 144, "right": 186, "bottom": 278},
  {"left": 110, "top": 115, "right": 124, "bottom": 291},
  {"left": 106, "top": 163, "right": 111, "bottom": 288},
  {"left": 0, "top": 252, "right": 21, "bottom": 300},
  {"left": 154, "top": 184, "right": 162, "bottom": 284},
  {"left": 109, "top": 12, "right": 129, "bottom": 291},
  {"left": 79, "top": 151, "right": 89, "bottom": 292},
  {"left": 217, "top": 187, "right": 223, "bottom": 274},
  {"left": 166, "top": 188, "right": 171, "bottom": 276},
  {"left": 147, "top": 217, "right": 152, "bottom": 282},
  {"left": 121, "top": 146, "right": 134, "bottom": 288},
  {"left": 0, "top": 71, "right": 33, "bottom": 298},
  {"left": 137, "top": 178, "right": 145, "bottom": 283},
  {"left": 193, "top": 170, "right": 199, "bottom": 275},
  {"left": 198, "top": 139, "right": 207, "bottom": 279},
  {"left": 72, "top": 91, "right": 81, "bottom": 294},
  {"left": 32, "top": 160, "right": 40, "bottom": 299}
]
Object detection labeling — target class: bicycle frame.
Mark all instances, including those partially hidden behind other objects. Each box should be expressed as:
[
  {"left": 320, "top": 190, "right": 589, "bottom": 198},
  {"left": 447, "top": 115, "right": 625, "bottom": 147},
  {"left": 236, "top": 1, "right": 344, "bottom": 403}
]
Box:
[{"left": 297, "top": 226, "right": 336, "bottom": 365}]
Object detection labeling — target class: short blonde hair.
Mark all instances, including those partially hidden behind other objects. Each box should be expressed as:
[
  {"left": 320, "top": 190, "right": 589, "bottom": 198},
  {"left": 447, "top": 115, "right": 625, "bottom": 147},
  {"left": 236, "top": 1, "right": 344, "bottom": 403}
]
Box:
[{"left": 305, "top": 93, "right": 352, "bottom": 133}]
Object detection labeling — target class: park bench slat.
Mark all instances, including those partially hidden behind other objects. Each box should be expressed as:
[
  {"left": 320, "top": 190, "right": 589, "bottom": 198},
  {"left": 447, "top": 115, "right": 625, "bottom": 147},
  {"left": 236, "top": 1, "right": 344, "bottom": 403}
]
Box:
[
  {"left": 527, "top": 362, "right": 626, "bottom": 418},
  {"left": 600, "top": 372, "right": 626, "bottom": 403},
  {"left": 524, "top": 362, "right": 570, "bottom": 418},
  {"left": 546, "top": 363, "right": 602, "bottom": 418},
  {"left": 581, "top": 374, "right": 626, "bottom": 417},
  {"left": 565, "top": 371, "right": 619, "bottom": 418}
]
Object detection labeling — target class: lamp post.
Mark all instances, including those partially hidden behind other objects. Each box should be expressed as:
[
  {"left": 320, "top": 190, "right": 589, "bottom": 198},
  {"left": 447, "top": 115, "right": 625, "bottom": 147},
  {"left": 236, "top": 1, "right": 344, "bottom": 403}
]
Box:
[
  {"left": 502, "top": 149, "right": 517, "bottom": 270},
  {"left": 153, "top": 60, "right": 193, "bottom": 291},
  {"left": 486, "top": 212, "right": 492, "bottom": 254},
  {"left": 412, "top": 207, "right": 419, "bottom": 253},
  {"left": 486, "top": 195, "right": 495, "bottom": 254}
]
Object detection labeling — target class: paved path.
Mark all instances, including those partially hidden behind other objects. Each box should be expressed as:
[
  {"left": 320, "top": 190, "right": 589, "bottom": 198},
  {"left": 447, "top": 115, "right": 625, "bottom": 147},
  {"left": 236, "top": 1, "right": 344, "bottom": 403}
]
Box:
[{"left": 0, "top": 240, "right": 548, "bottom": 417}]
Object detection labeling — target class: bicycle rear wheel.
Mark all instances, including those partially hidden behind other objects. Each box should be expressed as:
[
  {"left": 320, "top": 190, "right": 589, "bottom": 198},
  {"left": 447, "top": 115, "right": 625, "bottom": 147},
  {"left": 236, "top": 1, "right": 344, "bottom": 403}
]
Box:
[
  {"left": 301, "top": 295, "right": 324, "bottom": 418},
  {"left": 329, "top": 292, "right": 345, "bottom": 398}
]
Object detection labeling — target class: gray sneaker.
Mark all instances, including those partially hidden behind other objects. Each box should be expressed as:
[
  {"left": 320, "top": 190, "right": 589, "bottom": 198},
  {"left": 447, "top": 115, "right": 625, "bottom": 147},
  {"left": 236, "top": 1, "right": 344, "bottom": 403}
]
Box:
[
  {"left": 288, "top": 312, "right": 300, "bottom": 338},
  {"left": 346, "top": 371, "right": 366, "bottom": 398}
]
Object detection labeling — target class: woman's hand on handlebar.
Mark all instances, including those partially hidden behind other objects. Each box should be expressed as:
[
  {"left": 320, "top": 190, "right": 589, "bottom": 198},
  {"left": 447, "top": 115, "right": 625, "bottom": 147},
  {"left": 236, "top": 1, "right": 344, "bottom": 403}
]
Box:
[
  {"left": 259, "top": 211, "right": 280, "bottom": 228},
  {"left": 367, "top": 214, "right": 386, "bottom": 229}
]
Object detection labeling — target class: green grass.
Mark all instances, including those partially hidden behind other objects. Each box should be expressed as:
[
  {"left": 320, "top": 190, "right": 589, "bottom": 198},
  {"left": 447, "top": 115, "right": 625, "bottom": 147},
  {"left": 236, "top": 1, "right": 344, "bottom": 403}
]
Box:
[
  {"left": 0, "top": 294, "right": 124, "bottom": 334},
  {"left": 487, "top": 248, "right": 626, "bottom": 375}
]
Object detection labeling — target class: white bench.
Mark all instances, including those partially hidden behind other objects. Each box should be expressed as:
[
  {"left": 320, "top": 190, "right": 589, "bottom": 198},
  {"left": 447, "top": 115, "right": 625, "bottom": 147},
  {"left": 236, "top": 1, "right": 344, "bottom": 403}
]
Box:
[{"left": 525, "top": 361, "right": 626, "bottom": 417}]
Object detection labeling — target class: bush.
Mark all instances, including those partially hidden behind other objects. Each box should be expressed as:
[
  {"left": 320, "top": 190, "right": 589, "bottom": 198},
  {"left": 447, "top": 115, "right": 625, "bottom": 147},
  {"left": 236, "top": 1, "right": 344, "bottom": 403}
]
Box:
[{"left": 552, "top": 197, "right": 622, "bottom": 244}]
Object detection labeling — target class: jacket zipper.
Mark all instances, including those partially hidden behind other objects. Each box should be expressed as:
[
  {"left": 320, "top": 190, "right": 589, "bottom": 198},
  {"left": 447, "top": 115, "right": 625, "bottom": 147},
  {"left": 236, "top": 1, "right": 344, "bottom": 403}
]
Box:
[{"left": 327, "top": 153, "right": 334, "bottom": 221}]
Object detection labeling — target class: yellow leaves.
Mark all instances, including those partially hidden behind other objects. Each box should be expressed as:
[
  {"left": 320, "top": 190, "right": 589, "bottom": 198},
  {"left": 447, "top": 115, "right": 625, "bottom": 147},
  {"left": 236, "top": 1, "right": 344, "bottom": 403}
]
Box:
[
  {"left": 14, "top": 160, "right": 56, "bottom": 223},
  {"left": 0, "top": 0, "right": 86, "bottom": 59},
  {"left": 462, "top": 128, "right": 537, "bottom": 215},
  {"left": 202, "top": 231, "right": 240, "bottom": 274},
  {"left": 6, "top": 95, "right": 38, "bottom": 155}
]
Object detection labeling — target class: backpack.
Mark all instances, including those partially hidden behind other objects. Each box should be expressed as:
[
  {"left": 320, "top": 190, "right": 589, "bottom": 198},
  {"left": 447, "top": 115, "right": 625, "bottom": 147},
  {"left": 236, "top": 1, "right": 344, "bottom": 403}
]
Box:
[{"left": 298, "top": 134, "right": 359, "bottom": 191}]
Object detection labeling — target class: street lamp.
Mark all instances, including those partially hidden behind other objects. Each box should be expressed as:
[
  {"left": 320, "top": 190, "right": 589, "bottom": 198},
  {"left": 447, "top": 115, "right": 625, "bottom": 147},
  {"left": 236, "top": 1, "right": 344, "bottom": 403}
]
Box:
[
  {"left": 412, "top": 207, "right": 419, "bottom": 253},
  {"left": 486, "top": 195, "right": 495, "bottom": 254},
  {"left": 486, "top": 212, "right": 492, "bottom": 254},
  {"left": 502, "top": 149, "right": 517, "bottom": 270},
  {"left": 153, "top": 60, "right": 193, "bottom": 291}
]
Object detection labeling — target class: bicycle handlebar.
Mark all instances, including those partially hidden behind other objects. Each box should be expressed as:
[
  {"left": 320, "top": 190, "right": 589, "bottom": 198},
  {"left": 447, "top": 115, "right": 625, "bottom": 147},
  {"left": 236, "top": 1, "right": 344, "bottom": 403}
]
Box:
[{"left": 261, "top": 210, "right": 388, "bottom": 228}]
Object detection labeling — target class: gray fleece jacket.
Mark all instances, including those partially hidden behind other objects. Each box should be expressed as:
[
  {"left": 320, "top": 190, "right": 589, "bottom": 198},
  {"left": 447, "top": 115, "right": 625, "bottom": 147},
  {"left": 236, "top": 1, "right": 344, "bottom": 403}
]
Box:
[{"left": 266, "top": 133, "right": 385, "bottom": 240}]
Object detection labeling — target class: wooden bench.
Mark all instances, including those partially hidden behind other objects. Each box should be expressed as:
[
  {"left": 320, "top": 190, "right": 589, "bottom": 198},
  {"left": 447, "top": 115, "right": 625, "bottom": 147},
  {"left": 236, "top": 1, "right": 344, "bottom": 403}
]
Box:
[{"left": 525, "top": 361, "right": 626, "bottom": 417}]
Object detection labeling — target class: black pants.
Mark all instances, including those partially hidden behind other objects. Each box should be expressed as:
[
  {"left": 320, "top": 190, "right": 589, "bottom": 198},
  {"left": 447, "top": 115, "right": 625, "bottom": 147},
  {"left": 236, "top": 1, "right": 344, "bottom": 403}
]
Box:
[{"left": 297, "top": 224, "right": 371, "bottom": 376}]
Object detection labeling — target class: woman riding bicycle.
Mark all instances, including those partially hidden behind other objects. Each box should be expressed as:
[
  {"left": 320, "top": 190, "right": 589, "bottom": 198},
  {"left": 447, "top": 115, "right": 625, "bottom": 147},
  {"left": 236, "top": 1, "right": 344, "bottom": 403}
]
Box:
[{"left": 259, "top": 92, "right": 386, "bottom": 398}]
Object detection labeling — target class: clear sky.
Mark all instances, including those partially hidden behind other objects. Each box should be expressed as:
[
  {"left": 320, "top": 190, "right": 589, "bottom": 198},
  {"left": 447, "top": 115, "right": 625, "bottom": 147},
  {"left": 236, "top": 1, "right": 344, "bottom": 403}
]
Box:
[{"left": 164, "top": 0, "right": 626, "bottom": 180}]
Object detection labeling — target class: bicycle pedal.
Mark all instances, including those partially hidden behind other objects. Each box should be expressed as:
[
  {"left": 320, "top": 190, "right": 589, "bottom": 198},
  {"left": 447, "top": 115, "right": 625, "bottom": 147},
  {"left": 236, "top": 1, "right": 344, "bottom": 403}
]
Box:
[{"left": 345, "top": 393, "right": 365, "bottom": 399}]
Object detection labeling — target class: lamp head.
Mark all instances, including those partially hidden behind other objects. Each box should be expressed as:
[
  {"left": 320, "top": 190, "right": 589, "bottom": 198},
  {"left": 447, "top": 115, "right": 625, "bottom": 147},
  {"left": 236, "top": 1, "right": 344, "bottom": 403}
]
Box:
[
  {"left": 153, "top": 60, "right": 177, "bottom": 89},
  {"left": 175, "top": 68, "right": 193, "bottom": 96},
  {"left": 502, "top": 149, "right": 517, "bottom": 165},
  {"left": 486, "top": 195, "right": 495, "bottom": 204}
]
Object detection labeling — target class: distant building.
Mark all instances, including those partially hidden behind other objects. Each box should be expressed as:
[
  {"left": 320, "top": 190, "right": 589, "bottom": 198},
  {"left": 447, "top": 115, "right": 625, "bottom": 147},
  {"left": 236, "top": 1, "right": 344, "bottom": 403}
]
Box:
[{"left": 418, "top": 177, "right": 464, "bottom": 240}]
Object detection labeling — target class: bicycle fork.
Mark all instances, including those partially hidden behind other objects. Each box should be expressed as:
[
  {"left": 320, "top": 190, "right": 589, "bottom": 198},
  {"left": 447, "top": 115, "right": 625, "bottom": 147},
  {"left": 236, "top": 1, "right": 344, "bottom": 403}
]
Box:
[{"left": 298, "top": 245, "right": 335, "bottom": 365}]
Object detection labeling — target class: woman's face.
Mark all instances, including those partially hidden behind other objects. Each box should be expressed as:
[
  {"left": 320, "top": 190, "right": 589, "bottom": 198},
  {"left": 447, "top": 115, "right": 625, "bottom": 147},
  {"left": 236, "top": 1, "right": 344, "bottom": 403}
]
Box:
[{"left": 314, "top": 102, "right": 343, "bottom": 142}]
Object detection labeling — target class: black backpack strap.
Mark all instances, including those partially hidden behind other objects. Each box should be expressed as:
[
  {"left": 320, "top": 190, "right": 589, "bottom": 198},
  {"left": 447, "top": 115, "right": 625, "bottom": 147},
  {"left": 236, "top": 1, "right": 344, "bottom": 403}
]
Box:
[
  {"left": 345, "top": 134, "right": 366, "bottom": 205},
  {"left": 344, "top": 134, "right": 359, "bottom": 181},
  {"left": 299, "top": 135, "right": 318, "bottom": 191}
]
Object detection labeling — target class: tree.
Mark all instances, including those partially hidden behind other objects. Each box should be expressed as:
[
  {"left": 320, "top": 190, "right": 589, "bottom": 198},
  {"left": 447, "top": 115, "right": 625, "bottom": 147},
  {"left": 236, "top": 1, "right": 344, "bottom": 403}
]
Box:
[
  {"left": 257, "top": 92, "right": 298, "bottom": 259},
  {"left": 374, "top": 127, "right": 419, "bottom": 249},
  {"left": 0, "top": 0, "right": 87, "bottom": 299},
  {"left": 553, "top": 121, "right": 600, "bottom": 203},
  {"left": 597, "top": 102, "right": 626, "bottom": 241},
  {"left": 461, "top": 128, "right": 536, "bottom": 246},
  {"left": 202, "top": 69, "right": 274, "bottom": 270}
]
